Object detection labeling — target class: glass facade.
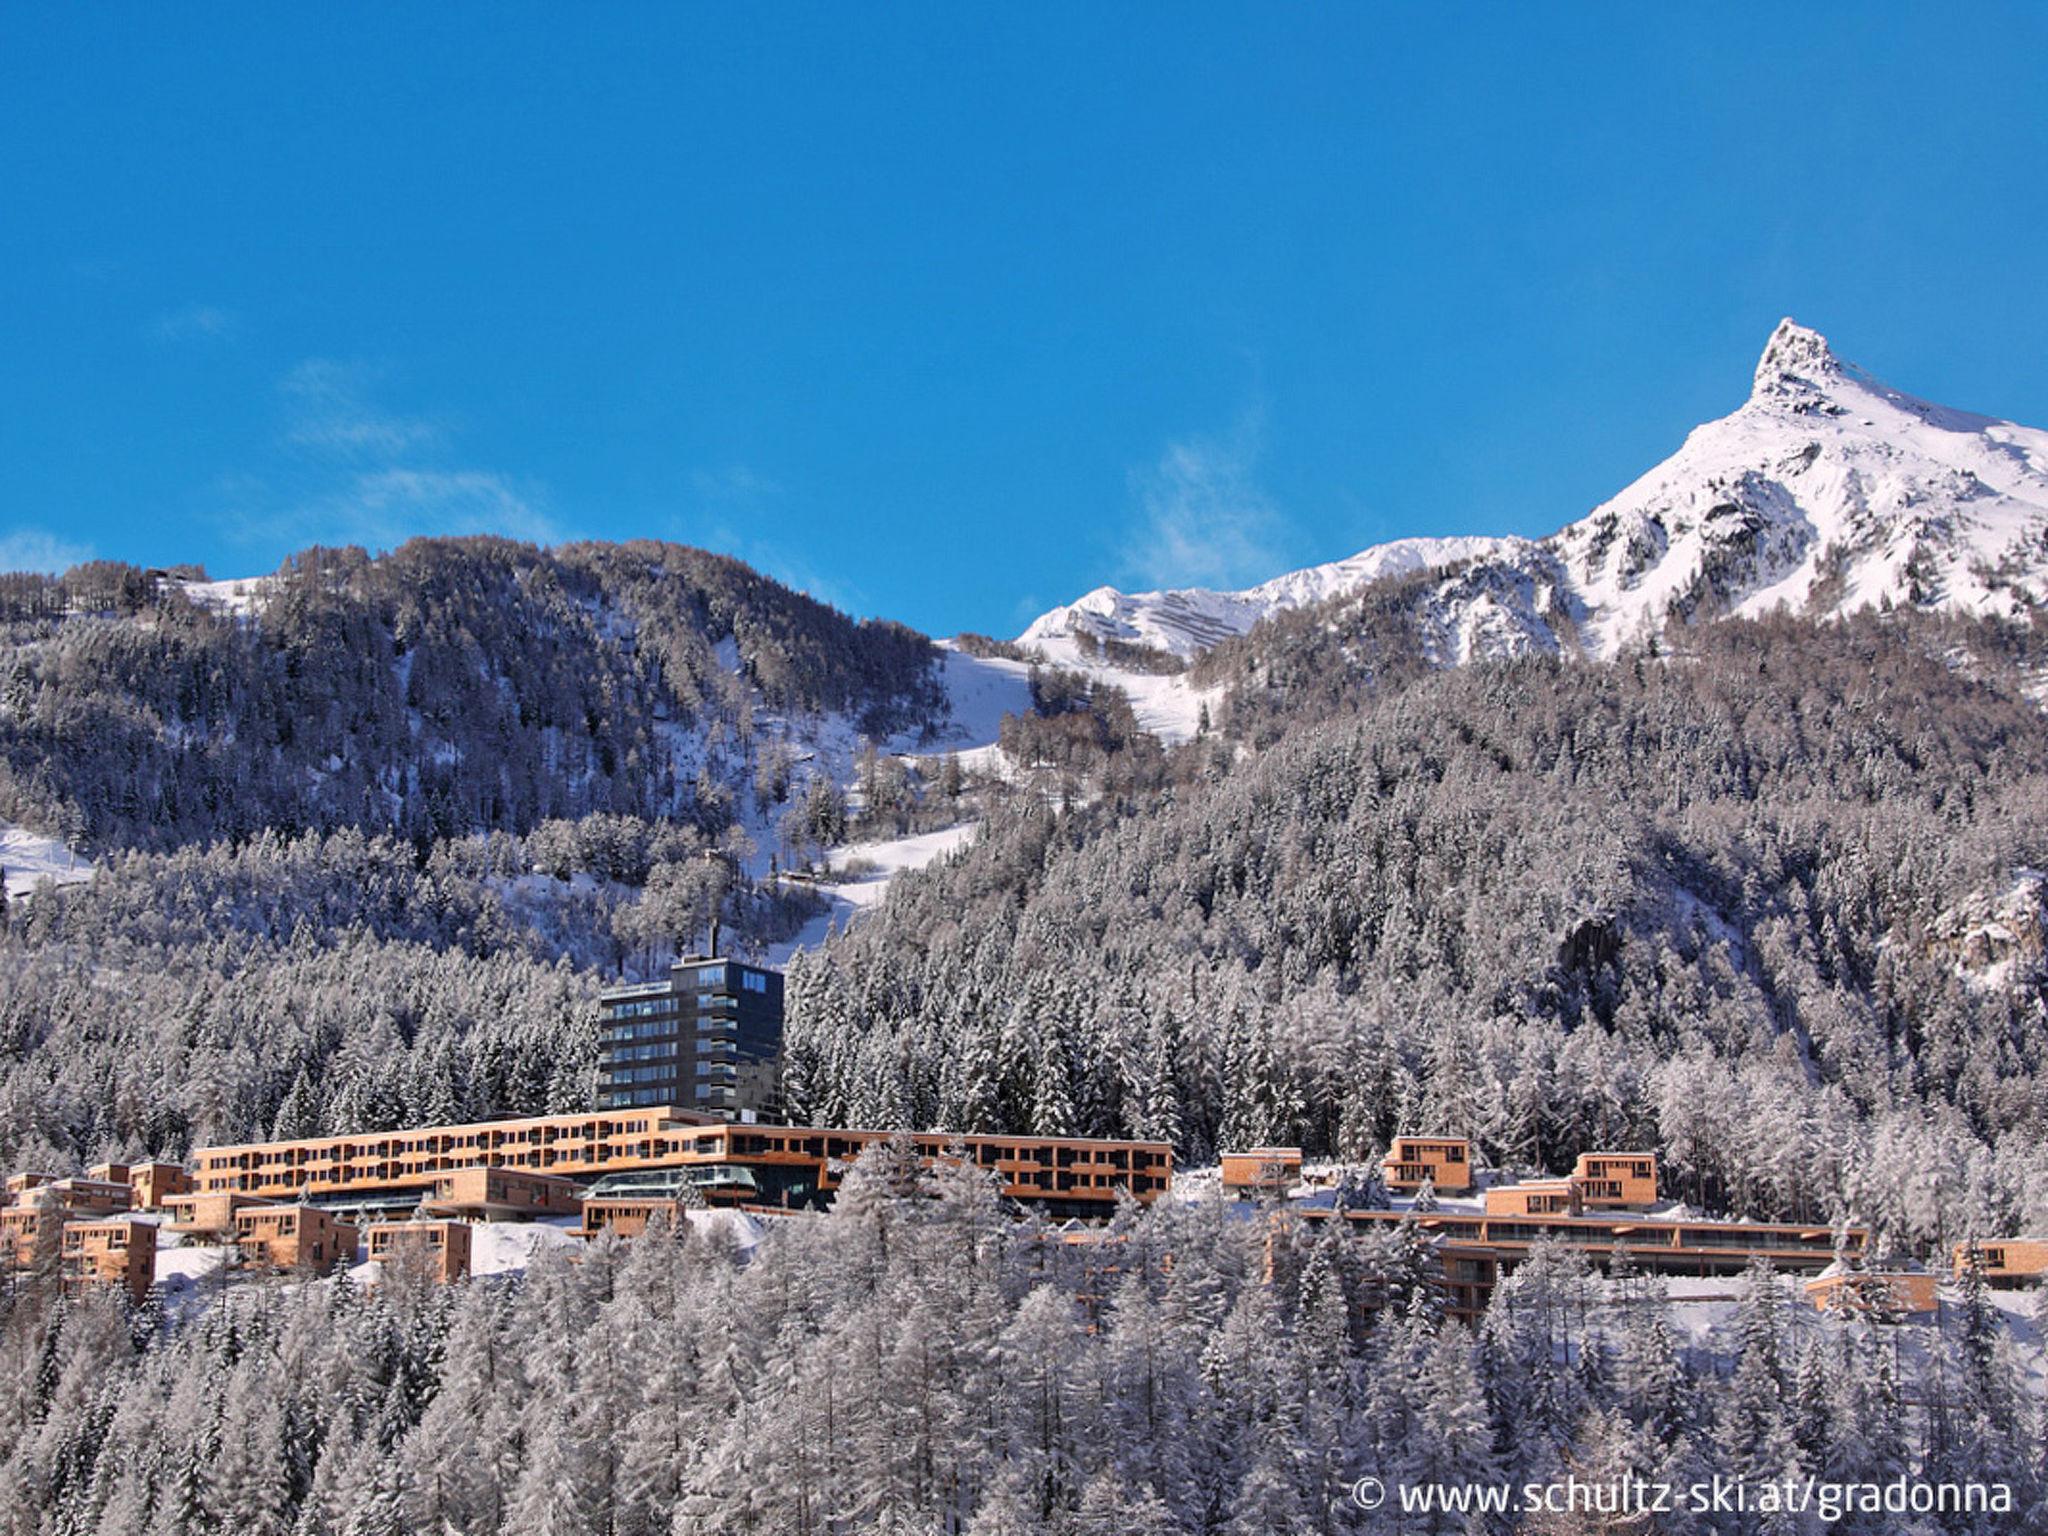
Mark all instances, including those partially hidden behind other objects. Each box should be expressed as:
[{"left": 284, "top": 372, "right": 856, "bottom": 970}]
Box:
[{"left": 595, "top": 957, "right": 784, "bottom": 1119}]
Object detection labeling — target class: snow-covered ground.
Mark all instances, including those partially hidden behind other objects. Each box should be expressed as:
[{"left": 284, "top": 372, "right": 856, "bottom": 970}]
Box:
[
  {"left": 178, "top": 576, "right": 273, "bottom": 618},
  {"left": 764, "top": 822, "right": 980, "bottom": 964},
  {"left": 1017, "top": 632, "right": 1215, "bottom": 746},
  {"left": 1, "top": 820, "right": 92, "bottom": 901}
]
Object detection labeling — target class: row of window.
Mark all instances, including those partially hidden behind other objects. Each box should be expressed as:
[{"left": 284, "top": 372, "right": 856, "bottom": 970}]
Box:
[
  {"left": 606, "top": 998, "right": 679, "bottom": 1021},
  {"left": 605, "top": 1065, "right": 680, "bottom": 1086}
]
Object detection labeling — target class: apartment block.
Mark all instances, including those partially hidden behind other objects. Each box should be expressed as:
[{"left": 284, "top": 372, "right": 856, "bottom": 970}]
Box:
[
  {"left": 4, "top": 1172, "right": 56, "bottom": 1202},
  {"left": 581, "top": 1196, "right": 688, "bottom": 1240},
  {"left": 232, "top": 1205, "right": 357, "bottom": 1275},
  {"left": 2, "top": 1206, "right": 62, "bottom": 1270},
  {"left": 14, "top": 1176, "right": 133, "bottom": 1217},
  {"left": 598, "top": 955, "right": 785, "bottom": 1119},
  {"left": 1306, "top": 1206, "right": 1863, "bottom": 1322},
  {"left": 1380, "top": 1136, "right": 1473, "bottom": 1195},
  {"left": 1953, "top": 1237, "right": 2048, "bottom": 1287},
  {"left": 60, "top": 1217, "right": 156, "bottom": 1304},
  {"left": 627, "top": 1123, "right": 1176, "bottom": 1218},
  {"left": 1221, "top": 1148, "right": 1304, "bottom": 1198},
  {"left": 1570, "top": 1153, "right": 1658, "bottom": 1209},
  {"left": 164, "top": 1191, "right": 278, "bottom": 1239},
  {"left": 90, "top": 1160, "right": 192, "bottom": 1211},
  {"left": 190, "top": 1112, "right": 1171, "bottom": 1223},
  {"left": 366, "top": 1219, "right": 472, "bottom": 1283}
]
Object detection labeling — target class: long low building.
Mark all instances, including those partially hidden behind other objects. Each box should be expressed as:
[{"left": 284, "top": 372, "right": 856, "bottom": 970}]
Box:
[
  {"left": 1303, "top": 1206, "right": 1865, "bottom": 1322},
  {"left": 189, "top": 1106, "right": 725, "bottom": 1200},
  {"left": 187, "top": 1108, "right": 1174, "bottom": 1221}
]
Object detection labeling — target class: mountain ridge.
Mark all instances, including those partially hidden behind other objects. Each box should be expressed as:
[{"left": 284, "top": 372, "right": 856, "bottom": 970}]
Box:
[{"left": 1022, "top": 320, "right": 2048, "bottom": 663}]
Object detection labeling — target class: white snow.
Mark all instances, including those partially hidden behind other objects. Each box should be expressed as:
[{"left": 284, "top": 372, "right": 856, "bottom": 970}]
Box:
[
  {"left": 1016, "top": 632, "right": 1217, "bottom": 746},
  {"left": 763, "top": 822, "right": 980, "bottom": 965},
  {"left": 1019, "top": 535, "right": 1524, "bottom": 660},
  {"left": 178, "top": 576, "right": 272, "bottom": 618},
  {"left": 469, "top": 1218, "right": 586, "bottom": 1275},
  {"left": 1, "top": 821, "right": 92, "bottom": 901}
]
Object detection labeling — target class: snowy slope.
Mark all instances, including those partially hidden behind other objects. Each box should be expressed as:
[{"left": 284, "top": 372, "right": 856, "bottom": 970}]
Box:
[
  {"left": 1, "top": 821, "right": 93, "bottom": 900},
  {"left": 1023, "top": 320, "right": 2048, "bottom": 665},
  {"left": 1021, "top": 535, "right": 1527, "bottom": 660}
]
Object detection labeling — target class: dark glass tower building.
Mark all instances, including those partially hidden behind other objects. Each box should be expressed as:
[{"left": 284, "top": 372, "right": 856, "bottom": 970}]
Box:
[{"left": 596, "top": 956, "right": 785, "bottom": 1119}]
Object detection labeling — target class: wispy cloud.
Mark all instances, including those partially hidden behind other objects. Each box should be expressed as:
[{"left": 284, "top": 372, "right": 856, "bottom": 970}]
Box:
[
  {"left": 281, "top": 359, "right": 442, "bottom": 457},
  {"left": 149, "top": 304, "right": 238, "bottom": 343},
  {"left": 206, "top": 358, "right": 559, "bottom": 555},
  {"left": 690, "top": 464, "right": 785, "bottom": 506},
  {"left": 220, "top": 467, "right": 557, "bottom": 552},
  {"left": 1121, "top": 411, "right": 1300, "bottom": 592},
  {"left": 0, "top": 527, "right": 93, "bottom": 574},
  {"left": 335, "top": 469, "right": 557, "bottom": 545}
]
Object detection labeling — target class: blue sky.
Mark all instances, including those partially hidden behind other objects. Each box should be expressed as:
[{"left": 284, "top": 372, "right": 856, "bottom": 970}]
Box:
[{"left": 3, "top": 6, "right": 2045, "bottom": 637}]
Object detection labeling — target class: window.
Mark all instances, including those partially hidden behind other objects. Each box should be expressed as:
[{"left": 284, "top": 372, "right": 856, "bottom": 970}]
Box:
[{"left": 742, "top": 970, "right": 769, "bottom": 994}]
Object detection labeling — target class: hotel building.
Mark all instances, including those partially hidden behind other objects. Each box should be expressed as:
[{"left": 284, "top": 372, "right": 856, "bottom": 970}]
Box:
[{"left": 598, "top": 955, "right": 785, "bottom": 1119}]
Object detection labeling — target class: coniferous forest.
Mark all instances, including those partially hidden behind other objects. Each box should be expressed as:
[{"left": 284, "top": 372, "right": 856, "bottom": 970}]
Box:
[{"left": 2, "top": 541, "right": 2048, "bottom": 1532}]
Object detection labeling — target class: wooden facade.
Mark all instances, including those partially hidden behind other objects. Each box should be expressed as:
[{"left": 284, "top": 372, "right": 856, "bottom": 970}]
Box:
[
  {"left": 1805, "top": 1268, "right": 1938, "bottom": 1317},
  {"left": 1954, "top": 1237, "right": 2048, "bottom": 1287},
  {"left": 1380, "top": 1136, "right": 1473, "bottom": 1194},
  {"left": 232, "top": 1205, "right": 358, "bottom": 1275},
  {"left": 189, "top": 1114, "right": 1172, "bottom": 1219},
  {"left": 1221, "top": 1148, "right": 1304, "bottom": 1198},
  {"left": 60, "top": 1217, "right": 156, "bottom": 1304},
  {"left": 366, "top": 1219, "right": 473, "bottom": 1283}
]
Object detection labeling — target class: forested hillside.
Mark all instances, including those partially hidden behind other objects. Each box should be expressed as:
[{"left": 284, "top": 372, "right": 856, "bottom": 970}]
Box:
[
  {"left": 0, "top": 536, "right": 951, "bottom": 1171},
  {"left": 0, "top": 537, "right": 943, "bottom": 851},
  {"left": 792, "top": 611, "right": 2048, "bottom": 1254}
]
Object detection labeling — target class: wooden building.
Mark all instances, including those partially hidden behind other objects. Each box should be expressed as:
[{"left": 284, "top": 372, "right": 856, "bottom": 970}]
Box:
[
  {"left": 1483, "top": 1178, "right": 1582, "bottom": 1217},
  {"left": 13, "top": 1176, "right": 132, "bottom": 1216},
  {"left": 1380, "top": 1136, "right": 1473, "bottom": 1195},
  {"left": 190, "top": 1113, "right": 1172, "bottom": 1222},
  {"left": 189, "top": 1107, "right": 723, "bottom": 1199},
  {"left": 2, "top": 1206, "right": 62, "bottom": 1271},
  {"left": 416, "top": 1167, "right": 583, "bottom": 1222},
  {"left": 1805, "top": 1266, "right": 1938, "bottom": 1318},
  {"left": 1306, "top": 1206, "right": 1862, "bottom": 1321},
  {"left": 1953, "top": 1237, "right": 2048, "bottom": 1287},
  {"left": 232, "top": 1205, "right": 357, "bottom": 1275},
  {"left": 1570, "top": 1153, "right": 1659, "bottom": 1209},
  {"left": 1221, "top": 1148, "right": 1304, "bottom": 1198},
  {"left": 59, "top": 1217, "right": 156, "bottom": 1304},
  {"left": 366, "top": 1219, "right": 473, "bottom": 1283},
  {"left": 90, "top": 1160, "right": 192, "bottom": 1211},
  {"left": 164, "top": 1190, "right": 278, "bottom": 1239}
]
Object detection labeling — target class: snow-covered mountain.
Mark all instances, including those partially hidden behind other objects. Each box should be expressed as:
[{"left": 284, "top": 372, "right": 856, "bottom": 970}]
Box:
[{"left": 1021, "top": 320, "right": 2048, "bottom": 663}]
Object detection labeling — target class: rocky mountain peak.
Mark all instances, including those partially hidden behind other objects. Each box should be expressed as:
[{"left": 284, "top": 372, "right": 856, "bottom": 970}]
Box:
[{"left": 1751, "top": 318, "right": 1847, "bottom": 407}]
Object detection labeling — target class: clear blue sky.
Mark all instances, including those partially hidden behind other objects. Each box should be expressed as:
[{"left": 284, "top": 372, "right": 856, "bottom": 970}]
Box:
[{"left": 3, "top": 6, "right": 2045, "bottom": 637}]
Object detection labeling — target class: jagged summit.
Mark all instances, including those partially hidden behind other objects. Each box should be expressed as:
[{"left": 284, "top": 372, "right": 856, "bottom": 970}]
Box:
[
  {"left": 1023, "top": 320, "right": 2048, "bottom": 667},
  {"left": 1751, "top": 317, "right": 1848, "bottom": 405}
]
